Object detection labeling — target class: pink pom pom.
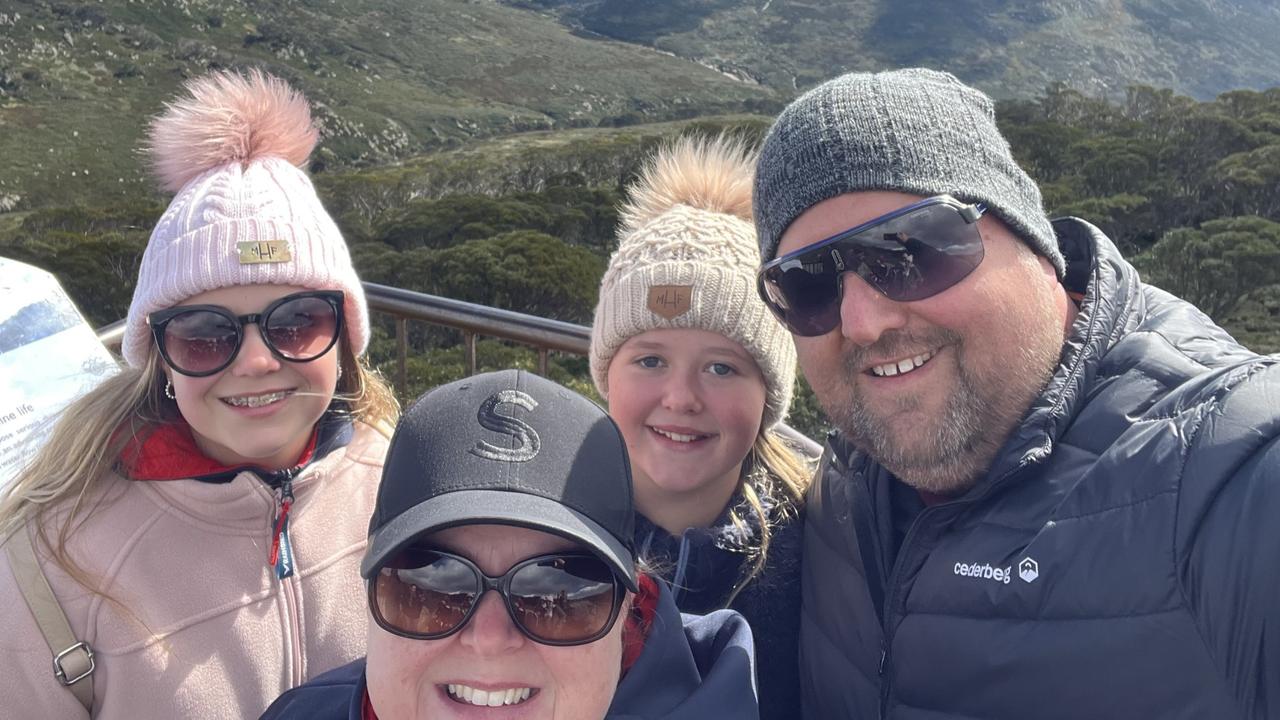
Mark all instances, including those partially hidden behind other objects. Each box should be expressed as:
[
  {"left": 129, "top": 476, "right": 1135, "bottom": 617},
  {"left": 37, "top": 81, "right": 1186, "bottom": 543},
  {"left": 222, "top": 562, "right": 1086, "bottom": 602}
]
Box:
[{"left": 147, "top": 69, "right": 319, "bottom": 193}]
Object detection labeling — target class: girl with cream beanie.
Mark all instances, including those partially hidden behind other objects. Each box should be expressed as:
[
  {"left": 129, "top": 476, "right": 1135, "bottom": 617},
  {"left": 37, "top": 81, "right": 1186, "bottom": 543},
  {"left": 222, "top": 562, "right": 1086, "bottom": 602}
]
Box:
[
  {"left": 0, "top": 70, "right": 397, "bottom": 718},
  {"left": 590, "top": 134, "right": 812, "bottom": 719}
]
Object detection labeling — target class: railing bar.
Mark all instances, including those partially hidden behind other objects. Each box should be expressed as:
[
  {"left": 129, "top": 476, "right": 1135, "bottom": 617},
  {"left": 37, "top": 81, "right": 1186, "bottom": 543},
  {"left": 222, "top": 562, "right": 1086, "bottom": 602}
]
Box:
[
  {"left": 364, "top": 283, "right": 590, "bottom": 330},
  {"left": 97, "top": 282, "right": 591, "bottom": 355},
  {"left": 364, "top": 295, "right": 588, "bottom": 354}
]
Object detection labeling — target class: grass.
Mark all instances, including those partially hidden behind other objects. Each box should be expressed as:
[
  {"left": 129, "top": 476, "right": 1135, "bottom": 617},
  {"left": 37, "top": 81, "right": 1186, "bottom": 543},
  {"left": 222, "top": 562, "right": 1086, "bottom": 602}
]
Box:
[{"left": 0, "top": 0, "right": 773, "bottom": 212}]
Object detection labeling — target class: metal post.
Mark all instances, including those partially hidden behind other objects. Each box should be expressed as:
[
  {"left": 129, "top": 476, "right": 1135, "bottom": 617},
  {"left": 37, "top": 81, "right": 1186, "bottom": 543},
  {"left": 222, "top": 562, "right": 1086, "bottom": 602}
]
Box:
[
  {"left": 464, "top": 332, "right": 477, "bottom": 376},
  {"left": 395, "top": 317, "right": 408, "bottom": 397},
  {"left": 537, "top": 347, "right": 549, "bottom": 376}
]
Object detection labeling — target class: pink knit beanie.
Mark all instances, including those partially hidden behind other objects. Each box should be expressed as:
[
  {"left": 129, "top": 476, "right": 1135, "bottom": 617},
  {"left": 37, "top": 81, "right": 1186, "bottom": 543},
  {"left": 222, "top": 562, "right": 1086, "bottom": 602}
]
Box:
[{"left": 121, "top": 69, "right": 368, "bottom": 368}]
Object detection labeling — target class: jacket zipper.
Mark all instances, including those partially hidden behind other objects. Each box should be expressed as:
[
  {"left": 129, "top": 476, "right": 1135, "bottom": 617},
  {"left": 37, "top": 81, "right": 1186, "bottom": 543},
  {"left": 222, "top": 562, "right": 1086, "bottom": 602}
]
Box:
[
  {"left": 877, "top": 503, "right": 939, "bottom": 719},
  {"left": 281, "top": 572, "right": 304, "bottom": 687},
  {"left": 874, "top": 463, "right": 1031, "bottom": 719},
  {"left": 269, "top": 473, "right": 299, "bottom": 579},
  {"left": 268, "top": 469, "right": 304, "bottom": 687}
]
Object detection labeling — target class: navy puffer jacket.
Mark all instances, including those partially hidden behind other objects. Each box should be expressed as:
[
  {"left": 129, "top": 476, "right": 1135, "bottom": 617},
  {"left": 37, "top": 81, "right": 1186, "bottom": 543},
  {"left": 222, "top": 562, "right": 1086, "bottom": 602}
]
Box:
[
  {"left": 260, "top": 579, "right": 759, "bottom": 720},
  {"left": 635, "top": 480, "right": 803, "bottom": 720},
  {"left": 800, "top": 218, "right": 1280, "bottom": 719}
]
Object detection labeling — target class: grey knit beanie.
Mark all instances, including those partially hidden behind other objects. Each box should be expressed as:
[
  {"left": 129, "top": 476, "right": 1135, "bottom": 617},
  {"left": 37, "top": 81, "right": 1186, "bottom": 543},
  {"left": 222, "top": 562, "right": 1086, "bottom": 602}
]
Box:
[
  {"left": 591, "top": 135, "right": 797, "bottom": 429},
  {"left": 753, "top": 68, "right": 1064, "bottom": 277}
]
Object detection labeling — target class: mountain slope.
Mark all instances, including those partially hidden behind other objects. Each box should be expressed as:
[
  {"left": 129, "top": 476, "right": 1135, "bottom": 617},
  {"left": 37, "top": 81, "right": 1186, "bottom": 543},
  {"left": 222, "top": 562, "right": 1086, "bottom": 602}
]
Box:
[
  {"left": 0, "top": 0, "right": 773, "bottom": 210},
  {"left": 507, "top": 0, "right": 1280, "bottom": 99}
]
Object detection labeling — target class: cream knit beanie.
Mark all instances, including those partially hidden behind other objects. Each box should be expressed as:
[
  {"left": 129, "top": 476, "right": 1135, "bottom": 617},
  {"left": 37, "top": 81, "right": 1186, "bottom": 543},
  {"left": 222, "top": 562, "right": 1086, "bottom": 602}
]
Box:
[
  {"left": 590, "top": 135, "right": 797, "bottom": 428},
  {"left": 121, "top": 69, "right": 368, "bottom": 367}
]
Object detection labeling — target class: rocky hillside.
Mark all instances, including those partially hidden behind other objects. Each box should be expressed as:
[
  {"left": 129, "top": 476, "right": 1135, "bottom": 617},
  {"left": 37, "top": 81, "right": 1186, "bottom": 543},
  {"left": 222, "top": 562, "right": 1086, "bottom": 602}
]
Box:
[
  {"left": 3, "top": 0, "right": 1279, "bottom": 213},
  {"left": 0, "top": 0, "right": 774, "bottom": 210},
  {"left": 507, "top": 0, "right": 1280, "bottom": 99}
]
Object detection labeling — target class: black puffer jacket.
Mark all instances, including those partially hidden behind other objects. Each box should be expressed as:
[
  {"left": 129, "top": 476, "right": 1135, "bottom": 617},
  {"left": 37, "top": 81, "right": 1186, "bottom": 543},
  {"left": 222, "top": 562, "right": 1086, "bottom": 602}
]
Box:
[{"left": 800, "top": 218, "right": 1280, "bottom": 719}]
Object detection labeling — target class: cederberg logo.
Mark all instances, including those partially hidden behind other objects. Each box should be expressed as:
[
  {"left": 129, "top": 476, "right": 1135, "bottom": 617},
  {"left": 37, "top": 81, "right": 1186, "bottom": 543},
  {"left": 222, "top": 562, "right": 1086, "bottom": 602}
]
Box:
[
  {"left": 953, "top": 561, "right": 1012, "bottom": 584},
  {"left": 470, "top": 389, "right": 541, "bottom": 462},
  {"left": 1019, "top": 557, "right": 1039, "bottom": 583}
]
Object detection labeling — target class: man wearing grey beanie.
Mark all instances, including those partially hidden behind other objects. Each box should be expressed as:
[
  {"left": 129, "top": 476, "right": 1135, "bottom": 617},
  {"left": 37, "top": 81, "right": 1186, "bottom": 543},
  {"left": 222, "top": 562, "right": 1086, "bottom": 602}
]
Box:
[{"left": 754, "top": 68, "right": 1280, "bottom": 719}]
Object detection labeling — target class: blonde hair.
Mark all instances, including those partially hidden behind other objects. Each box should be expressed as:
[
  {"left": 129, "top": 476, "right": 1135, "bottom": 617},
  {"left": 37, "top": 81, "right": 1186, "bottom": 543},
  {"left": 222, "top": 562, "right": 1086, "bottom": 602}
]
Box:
[
  {"left": 722, "top": 428, "right": 813, "bottom": 605},
  {"left": 0, "top": 337, "right": 398, "bottom": 597}
]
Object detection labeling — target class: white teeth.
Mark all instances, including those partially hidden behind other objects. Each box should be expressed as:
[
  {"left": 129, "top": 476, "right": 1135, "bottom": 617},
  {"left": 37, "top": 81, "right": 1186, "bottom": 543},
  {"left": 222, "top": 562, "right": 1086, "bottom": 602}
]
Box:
[
  {"left": 447, "top": 684, "right": 533, "bottom": 707},
  {"left": 870, "top": 350, "right": 936, "bottom": 378},
  {"left": 652, "top": 427, "right": 700, "bottom": 443},
  {"left": 223, "top": 391, "right": 289, "bottom": 408}
]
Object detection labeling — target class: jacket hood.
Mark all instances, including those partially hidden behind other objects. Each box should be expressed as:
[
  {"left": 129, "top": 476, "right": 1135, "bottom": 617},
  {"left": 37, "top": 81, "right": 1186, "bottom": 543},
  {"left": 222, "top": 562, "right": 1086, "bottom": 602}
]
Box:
[{"left": 607, "top": 579, "right": 758, "bottom": 719}]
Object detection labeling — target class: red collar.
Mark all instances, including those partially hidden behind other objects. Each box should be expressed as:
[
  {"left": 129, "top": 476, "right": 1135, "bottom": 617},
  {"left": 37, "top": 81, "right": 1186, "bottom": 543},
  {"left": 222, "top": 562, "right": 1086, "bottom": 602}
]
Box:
[
  {"left": 120, "top": 422, "right": 319, "bottom": 481},
  {"left": 621, "top": 574, "right": 659, "bottom": 674}
]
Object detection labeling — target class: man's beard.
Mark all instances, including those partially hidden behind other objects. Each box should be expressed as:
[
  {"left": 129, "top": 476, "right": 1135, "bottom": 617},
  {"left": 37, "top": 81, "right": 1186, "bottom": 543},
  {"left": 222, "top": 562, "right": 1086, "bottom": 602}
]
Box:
[{"left": 820, "top": 317, "right": 1063, "bottom": 497}]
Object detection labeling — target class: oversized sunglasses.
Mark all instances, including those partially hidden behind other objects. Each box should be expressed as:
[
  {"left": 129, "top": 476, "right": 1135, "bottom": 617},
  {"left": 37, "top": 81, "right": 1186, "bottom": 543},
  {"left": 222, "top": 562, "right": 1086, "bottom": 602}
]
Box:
[
  {"left": 757, "top": 195, "right": 987, "bottom": 336},
  {"left": 148, "top": 290, "right": 344, "bottom": 377},
  {"left": 370, "top": 547, "right": 626, "bottom": 646}
]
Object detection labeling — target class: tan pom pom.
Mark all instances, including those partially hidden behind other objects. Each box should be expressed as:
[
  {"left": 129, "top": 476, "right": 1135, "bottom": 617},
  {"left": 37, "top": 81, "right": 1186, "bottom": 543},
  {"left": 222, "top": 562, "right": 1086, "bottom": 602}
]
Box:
[{"left": 618, "top": 134, "right": 756, "bottom": 237}]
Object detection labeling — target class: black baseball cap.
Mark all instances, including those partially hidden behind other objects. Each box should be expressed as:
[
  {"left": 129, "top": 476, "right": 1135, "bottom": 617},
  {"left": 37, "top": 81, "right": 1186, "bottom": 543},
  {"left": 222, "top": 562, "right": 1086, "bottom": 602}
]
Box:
[{"left": 361, "top": 369, "right": 638, "bottom": 591}]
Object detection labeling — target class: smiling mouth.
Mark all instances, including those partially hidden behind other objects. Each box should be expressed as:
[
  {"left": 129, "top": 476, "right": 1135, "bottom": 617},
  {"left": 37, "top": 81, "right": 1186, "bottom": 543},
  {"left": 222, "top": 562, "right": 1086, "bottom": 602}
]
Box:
[
  {"left": 221, "top": 390, "right": 292, "bottom": 408},
  {"left": 868, "top": 350, "right": 937, "bottom": 378},
  {"left": 446, "top": 684, "right": 534, "bottom": 708},
  {"left": 648, "top": 426, "right": 711, "bottom": 443}
]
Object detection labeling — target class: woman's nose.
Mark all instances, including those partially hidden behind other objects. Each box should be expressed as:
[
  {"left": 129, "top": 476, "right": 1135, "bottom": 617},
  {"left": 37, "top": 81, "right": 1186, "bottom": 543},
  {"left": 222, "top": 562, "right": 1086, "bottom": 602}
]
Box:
[{"left": 457, "top": 591, "right": 525, "bottom": 655}]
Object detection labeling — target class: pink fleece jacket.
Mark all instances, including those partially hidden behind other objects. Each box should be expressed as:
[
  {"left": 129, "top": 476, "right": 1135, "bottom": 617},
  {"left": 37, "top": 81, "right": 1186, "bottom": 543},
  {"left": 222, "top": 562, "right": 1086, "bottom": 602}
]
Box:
[{"left": 0, "top": 421, "right": 388, "bottom": 719}]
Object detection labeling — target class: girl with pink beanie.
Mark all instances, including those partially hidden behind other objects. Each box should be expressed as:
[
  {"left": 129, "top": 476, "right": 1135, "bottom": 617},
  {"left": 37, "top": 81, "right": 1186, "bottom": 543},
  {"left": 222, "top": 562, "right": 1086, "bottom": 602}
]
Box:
[
  {"left": 0, "top": 70, "right": 398, "bottom": 718},
  {"left": 589, "top": 134, "right": 814, "bottom": 719}
]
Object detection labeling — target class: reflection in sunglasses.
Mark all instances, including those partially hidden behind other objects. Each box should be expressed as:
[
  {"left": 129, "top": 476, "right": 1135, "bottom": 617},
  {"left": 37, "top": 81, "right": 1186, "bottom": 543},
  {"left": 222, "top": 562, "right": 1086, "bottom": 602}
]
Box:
[
  {"left": 758, "top": 195, "right": 987, "bottom": 335},
  {"left": 374, "top": 550, "right": 624, "bottom": 645}
]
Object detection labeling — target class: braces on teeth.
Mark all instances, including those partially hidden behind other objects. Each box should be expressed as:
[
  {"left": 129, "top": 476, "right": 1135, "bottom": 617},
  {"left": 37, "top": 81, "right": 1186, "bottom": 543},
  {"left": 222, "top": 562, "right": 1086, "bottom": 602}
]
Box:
[{"left": 224, "top": 391, "right": 289, "bottom": 408}]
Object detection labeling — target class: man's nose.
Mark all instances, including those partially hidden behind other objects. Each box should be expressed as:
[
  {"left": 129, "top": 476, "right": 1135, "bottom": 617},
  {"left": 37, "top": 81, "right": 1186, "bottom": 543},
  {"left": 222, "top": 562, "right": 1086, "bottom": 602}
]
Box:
[{"left": 837, "top": 272, "right": 910, "bottom": 347}]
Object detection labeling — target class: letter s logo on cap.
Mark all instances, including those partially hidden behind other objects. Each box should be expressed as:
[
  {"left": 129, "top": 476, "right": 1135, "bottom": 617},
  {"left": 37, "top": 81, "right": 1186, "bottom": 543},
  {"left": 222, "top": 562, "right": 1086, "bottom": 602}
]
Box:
[{"left": 470, "top": 390, "right": 541, "bottom": 463}]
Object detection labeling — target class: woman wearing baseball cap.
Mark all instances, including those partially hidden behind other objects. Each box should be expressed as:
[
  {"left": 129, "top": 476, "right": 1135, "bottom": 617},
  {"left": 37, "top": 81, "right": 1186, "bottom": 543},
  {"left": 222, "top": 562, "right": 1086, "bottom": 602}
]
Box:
[{"left": 261, "top": 369, "right": 759, "bottom": 720}]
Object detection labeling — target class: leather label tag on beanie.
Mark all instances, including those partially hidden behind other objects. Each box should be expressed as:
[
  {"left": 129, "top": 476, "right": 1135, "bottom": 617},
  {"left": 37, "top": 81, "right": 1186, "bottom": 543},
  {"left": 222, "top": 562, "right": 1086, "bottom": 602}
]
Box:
[
  {"left": 647, "top": 285, "right": 692, "bottom": 319},
  {"left": 237, "top": 240, "right": 292, "bottom": 264}
]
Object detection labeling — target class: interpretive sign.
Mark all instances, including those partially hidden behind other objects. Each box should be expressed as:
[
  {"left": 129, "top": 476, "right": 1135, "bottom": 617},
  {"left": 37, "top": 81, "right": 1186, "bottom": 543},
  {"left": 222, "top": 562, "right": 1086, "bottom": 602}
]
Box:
[{"left": 0, "top": 258, "right": 118, "bottom": 486}]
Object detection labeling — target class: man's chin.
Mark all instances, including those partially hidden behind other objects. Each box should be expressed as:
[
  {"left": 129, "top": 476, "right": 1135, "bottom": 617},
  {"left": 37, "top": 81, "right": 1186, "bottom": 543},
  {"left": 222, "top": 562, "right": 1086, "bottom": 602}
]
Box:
[
  {"left": 837, "top": 418, "right": 987, "bottom": 496},
  {"left": 883, "top": 453, "right": 983, "bottom": 496}
]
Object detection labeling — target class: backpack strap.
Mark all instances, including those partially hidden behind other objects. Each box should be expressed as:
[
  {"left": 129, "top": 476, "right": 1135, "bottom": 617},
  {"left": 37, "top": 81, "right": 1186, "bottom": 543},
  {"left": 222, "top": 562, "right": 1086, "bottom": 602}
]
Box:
[{"left": 5, "top": 527, "right": 95, "bottom": 713}]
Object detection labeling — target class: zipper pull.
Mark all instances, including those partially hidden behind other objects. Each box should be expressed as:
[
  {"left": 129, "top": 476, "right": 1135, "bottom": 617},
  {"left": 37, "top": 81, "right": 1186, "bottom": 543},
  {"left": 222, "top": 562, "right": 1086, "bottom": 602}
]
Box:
[{"left": 269, "top": 478, "right": 296, "bottom": 580}]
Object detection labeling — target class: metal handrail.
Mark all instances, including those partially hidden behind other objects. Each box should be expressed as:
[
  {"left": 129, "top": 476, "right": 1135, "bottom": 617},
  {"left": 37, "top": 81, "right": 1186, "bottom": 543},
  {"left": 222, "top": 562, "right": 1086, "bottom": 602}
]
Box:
[
  {"left": 93, "top": 283, "right": 822, "bottom": 452},
  {"left": 95, "top": 281, "right": 591, "bottom": 392}
]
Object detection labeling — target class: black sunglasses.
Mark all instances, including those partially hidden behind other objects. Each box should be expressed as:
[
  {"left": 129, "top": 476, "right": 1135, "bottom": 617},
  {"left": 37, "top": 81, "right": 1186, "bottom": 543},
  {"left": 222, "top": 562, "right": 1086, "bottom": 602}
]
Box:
[
  {"left": 148, "top": 290, "right": 344, "bottom": 377},
  {"left": 757, "top": 195, "right": 987, "bottom": 336},
  {"left": 369, "top": 547, "right": 626, "bottom": 646}
]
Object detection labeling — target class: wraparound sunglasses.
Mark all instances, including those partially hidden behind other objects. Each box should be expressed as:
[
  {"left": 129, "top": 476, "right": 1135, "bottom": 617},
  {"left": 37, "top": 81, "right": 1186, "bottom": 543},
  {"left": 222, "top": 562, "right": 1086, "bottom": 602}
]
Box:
[{"left": 757, "top": 195, "right": 987, "bottom": 336}]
